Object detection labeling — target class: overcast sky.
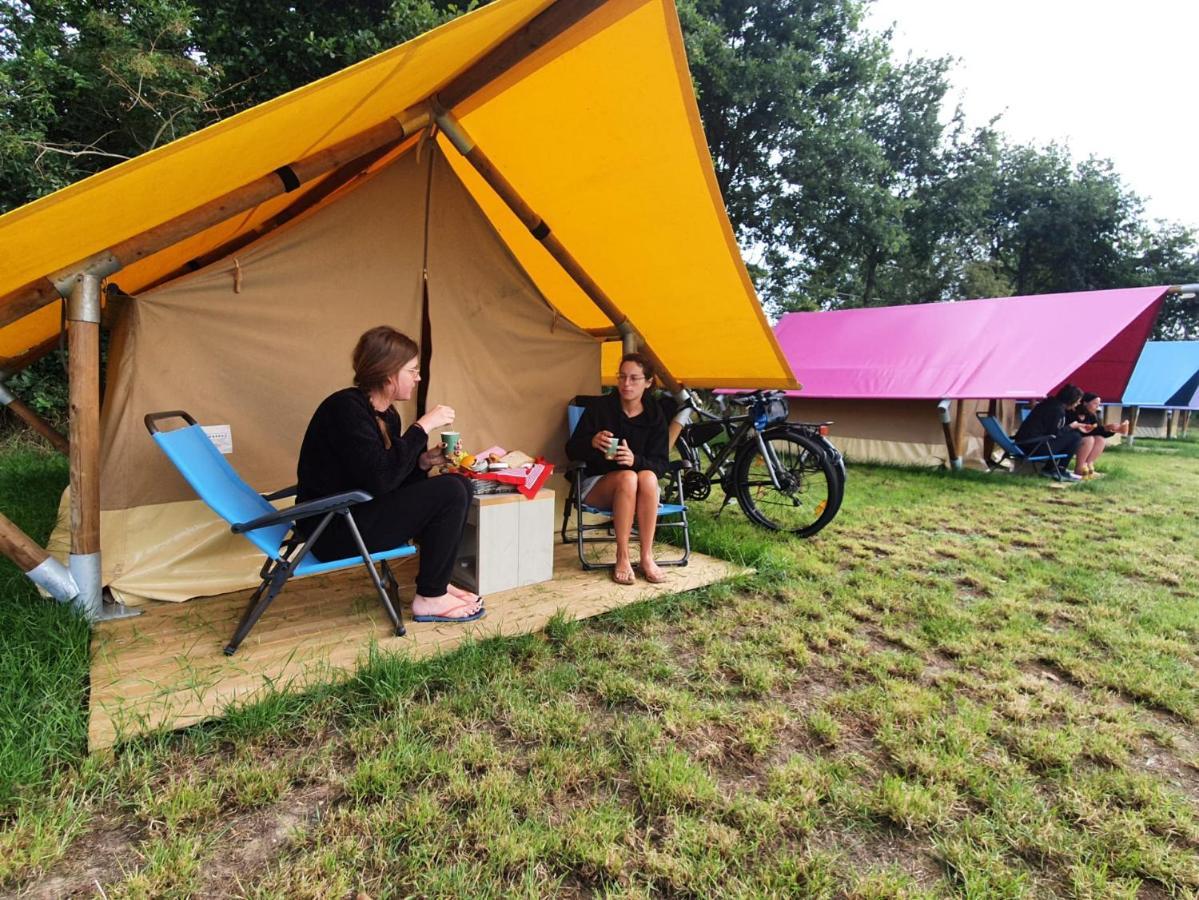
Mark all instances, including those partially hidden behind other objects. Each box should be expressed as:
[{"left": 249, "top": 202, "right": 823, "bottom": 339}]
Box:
[{"left": 865, "top": 0, "right": 1198, "bottom": 231}]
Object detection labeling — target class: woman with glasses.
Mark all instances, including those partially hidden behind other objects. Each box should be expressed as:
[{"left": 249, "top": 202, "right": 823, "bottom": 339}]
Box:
[
  {"left": 565, "top": 353, "right": 671, "bottom": 585},
  {"left": 295, "top": 325, "right": 483, "bottom": 623}
]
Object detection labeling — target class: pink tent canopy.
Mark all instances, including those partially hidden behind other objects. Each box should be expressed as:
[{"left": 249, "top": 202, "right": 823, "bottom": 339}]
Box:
[{"left": 775, "top": 287, "right": 1168, "bottom": 400}]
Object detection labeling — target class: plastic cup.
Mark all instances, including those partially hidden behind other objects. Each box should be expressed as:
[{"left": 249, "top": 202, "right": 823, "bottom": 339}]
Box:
[
  {"left": 442, "top": 431, "right": 460, "bottom": 454},
  {"left": 605, "top": 436, "right": 620, "bottom": 460}
]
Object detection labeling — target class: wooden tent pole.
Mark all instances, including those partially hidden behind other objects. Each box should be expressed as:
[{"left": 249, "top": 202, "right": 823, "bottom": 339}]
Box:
[
  {"left": 937, "top": 400, "right": 958, "bottom": 470},
  {"left": 0, "top": 380, "right": 69, "bottom": 455},
  {"left": 1166, "top": 409, "right": 1176, "bottom": 439},
  {"left": 1127, "top": 406, "right": 1140, "bottom": 447},
  {"left": 65, "top": 273, "right": 104, "bottom": 619},
  {"left": 432, "top": 107, "right": 682, "bottom": 396},
  {"left": 0, "top": 114, "right": 431, "bottom": 331},
  {"left": 0, "top": 511, "right": 77, "bottom": 601},
  {"left": 951, "top": 400, "right": 969, "bottom": 470}
]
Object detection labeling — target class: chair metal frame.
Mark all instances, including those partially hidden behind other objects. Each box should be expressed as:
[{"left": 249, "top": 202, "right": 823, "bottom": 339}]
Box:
[
  {"left": 146, "top": 411, "right": 416, "bottom": 655},
  {"left": 976, "top": 412, "right": 1072, "bottom": 480},
  {"left": 559, "top": 395, "right": 691, "bottom": 570}
]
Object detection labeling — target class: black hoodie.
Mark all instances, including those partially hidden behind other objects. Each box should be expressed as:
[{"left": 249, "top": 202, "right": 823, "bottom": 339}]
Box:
[{"left": 565, "top": 392, "right": 671, "bottom": 478}]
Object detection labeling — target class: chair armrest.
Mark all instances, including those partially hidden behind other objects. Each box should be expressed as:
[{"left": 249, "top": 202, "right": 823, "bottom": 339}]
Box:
[
  {"left": 563, "top": 460, "right": 587, "bottom": 473},
  {"left": 668, "top": 459, "right": 693, "bottom": 473},
  {"left": 261, "top": 484, "right": 298, "bottom": 501},
  {"left": 232, "top": 490, "right": 372, "bottom": 534}
]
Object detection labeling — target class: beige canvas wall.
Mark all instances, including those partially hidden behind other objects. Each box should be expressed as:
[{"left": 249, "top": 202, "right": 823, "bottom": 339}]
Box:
[
  {"left": 1133, "top": 407, "right": 1170, "bottom": 438},
  {"left": 786, "top": 398, "right": 1017, "bottom": 470},
  {"left": 49, "top": 145, "right": 600, "bottom": 603}
]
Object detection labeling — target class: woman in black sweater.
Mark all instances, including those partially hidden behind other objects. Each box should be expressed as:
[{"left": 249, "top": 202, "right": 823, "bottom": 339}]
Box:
[
  {"left": 1012, "top": 383, "right": 1094, "bottom": 480},
  {"left": 296, "top": 326, "right": 481, "bottom": 623},
  {"left": 566, "top": 353, "right": 671, "bottom": 585}
]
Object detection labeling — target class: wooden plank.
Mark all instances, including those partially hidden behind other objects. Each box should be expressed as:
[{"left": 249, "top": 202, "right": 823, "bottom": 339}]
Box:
[{"left": 88, "top": 543, "right": 745, "bottom": 749}]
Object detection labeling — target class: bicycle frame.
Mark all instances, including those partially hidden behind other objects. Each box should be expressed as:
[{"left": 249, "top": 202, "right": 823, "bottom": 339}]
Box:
[{"left": 677, "top": 398, "right": 788, "bottom": 491}]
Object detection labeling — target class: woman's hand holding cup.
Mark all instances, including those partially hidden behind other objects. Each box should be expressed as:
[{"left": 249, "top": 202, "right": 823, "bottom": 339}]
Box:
[
  {"left": 613, "top": 440, "right": 634, "bottom": 467},
  {"left": 591, "top": 430, "right": 614, "bottom": 453}
]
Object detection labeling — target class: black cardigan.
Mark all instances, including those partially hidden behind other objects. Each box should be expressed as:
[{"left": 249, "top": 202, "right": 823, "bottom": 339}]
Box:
[
  {"left": 1014, "top": 398, "right": 1069, "bottom": 444},
  {"left": 296, "top": 388, "right": 429, "bottom": 509},
  {"left": 565, "top": 392, "right": 671, "bottom": 478}
]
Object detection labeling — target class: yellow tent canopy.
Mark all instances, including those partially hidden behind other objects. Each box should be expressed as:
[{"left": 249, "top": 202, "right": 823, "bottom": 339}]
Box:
[{"left": 0, "top": 0, "right": 794, "bottom": 389}]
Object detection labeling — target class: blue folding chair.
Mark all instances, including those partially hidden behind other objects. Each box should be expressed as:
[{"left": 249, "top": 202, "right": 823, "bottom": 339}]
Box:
[
  {"left": 976, "top": 413, "right": 1072, "bottom": 479},
  {"left": 146, "top": 411, "right": 416, "bottom": 655},
  {"left": 559, "top": 395, "right": 690, "bottom": 570}
]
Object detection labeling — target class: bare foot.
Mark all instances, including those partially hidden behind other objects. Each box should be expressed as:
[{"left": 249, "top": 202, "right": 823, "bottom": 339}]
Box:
[
  {"left": 413, "top": 592, "right": 483, "bottom": 620},
  {"left": 640, "top": 558, "right": 666, "bottom": 584},
  {"left": 446, "top": 583, "right": 480, "bottom": 605}
]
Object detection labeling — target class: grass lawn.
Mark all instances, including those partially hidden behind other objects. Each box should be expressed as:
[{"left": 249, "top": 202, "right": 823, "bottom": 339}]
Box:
[{"left": 0, "top": 433, "right": 1197, "bottom": 897}]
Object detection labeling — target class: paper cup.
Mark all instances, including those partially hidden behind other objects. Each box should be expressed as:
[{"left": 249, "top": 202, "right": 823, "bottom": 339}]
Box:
[
  {"left": 442, "top": 431, "right": 460, "bottom": 454},
  {"left": 605, "top": 437, "right": 620, "bottom": 460}
]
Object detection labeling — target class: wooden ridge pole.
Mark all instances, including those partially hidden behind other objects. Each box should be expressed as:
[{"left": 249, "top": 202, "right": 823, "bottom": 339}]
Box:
[{"left": 432, "top": 107, "right": 682, "bottom": 395}]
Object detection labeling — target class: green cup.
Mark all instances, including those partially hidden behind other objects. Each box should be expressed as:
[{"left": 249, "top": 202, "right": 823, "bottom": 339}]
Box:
[
  {"left": 605, "top": 436, "right": 620, "bottom": 460},
  {"left": 442, "top": 431, "right": 461, "bottom": 454}
]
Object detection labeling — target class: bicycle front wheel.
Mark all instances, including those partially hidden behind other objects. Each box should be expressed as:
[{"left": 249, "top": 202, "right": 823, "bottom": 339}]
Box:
[{"left": 732, "top": 427, "right": 841, "bottom": 536}]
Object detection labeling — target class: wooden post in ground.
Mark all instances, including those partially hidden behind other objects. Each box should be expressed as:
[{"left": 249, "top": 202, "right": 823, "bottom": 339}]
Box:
[
  {"left": 0, "top": 511, "right": 77, "bottom": 601},
  {"left": 1182, "top": 410, "right": 1191, "bottom": 438},
  {"left": 65, "top": 273, "right": 103, "bottom": 618},
  {"left": 1167, "top": 409, "right": 1176, "bottom": 439},
  {"left": 1126, "top": 406, "right": 1140, "bottom": 447},
  {"left": 938, "top": 400, "right": 958, "bottom": 469},
  {"left": 951, "top": 400, "right": 970, "bottom": 469},
  {"left": 0, "top": 380, "right": 69, "bottom": 454}
]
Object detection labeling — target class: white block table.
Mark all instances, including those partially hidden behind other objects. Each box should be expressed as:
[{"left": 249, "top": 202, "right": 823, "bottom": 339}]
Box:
[{"left": 453, "top": 489, "right": 554, "bottom": 595}]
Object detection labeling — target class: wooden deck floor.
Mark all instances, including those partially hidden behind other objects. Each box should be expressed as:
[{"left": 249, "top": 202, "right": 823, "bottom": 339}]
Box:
[{"left": 89, "top": 544, "right": 745, "bottom": 749}]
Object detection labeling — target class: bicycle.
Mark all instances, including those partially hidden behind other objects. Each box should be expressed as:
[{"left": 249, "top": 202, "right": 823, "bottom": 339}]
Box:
[{"left": 669, "top": 390, "right": 846, "bottom": 537}]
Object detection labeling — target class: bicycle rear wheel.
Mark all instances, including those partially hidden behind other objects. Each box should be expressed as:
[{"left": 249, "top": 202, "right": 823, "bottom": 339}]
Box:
[{"left": 731, "top": 427, "right": 842, "bottom": 536}]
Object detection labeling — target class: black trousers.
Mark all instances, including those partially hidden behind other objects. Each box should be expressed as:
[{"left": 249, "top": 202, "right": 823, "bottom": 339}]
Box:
[
  {"left": 1043, "top": 430, "right": 1083, "bottom": 471},
  {"left": 310, "top": 474, "right": 472, "bottom": 597}
]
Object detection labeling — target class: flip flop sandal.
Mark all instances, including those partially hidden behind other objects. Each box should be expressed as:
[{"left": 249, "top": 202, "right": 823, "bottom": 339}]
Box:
[
  {"left": 413, "top": 605, "right": 486, "bottom": 624},
  {"left": 642, "top": 570, "right": 668, "bottom": 584},
  {"left": 612, "top": 567, "right": 636, "bottom": 586}
]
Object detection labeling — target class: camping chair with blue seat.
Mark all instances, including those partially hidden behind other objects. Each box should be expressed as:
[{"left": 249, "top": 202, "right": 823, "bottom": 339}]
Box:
[
  {"left": 146, "top": 411, "right": 417, "bottom": 656},
  {"left": 976, "top": 412, "right": 1072, "bottom": 480},
  {"left": 559, "top": 395, "right": 691, "bottom": 570}
]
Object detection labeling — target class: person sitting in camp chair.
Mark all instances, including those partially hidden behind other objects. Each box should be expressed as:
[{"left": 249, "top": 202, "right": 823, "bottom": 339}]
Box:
[
  {"left": 1013, "top": 384, "right": 1095, "bottom": 482},
  {"left": 296, "top": 325, "right": 483, "bottom": 623},
  {"left": 1070, "top": 391, "right": 1130, "bottom": 478},
  {"left": 565, "top": 353, "right": 671, "bottom": 585}
]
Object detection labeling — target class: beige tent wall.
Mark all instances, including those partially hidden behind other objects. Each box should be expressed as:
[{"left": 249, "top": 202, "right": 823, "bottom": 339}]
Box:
[
  {"left": 424, "top": 150, "right": 599, "bottom": 479},
  {"left": 48, "top": 145, "right": 600, "bottom": 603},
  {"left": 1134, "top": 407, "right": 1170, "bottom": 438},
  {"left": 787, "top": 398, "right": 1017, "bottom": 470}
]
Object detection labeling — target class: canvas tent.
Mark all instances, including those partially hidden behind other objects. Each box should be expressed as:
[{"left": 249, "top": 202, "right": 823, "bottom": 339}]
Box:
[
  {"left": 1120, "top": 341, "right": 1199, "bottom": 438},
  {"left": 0, "top": 0, "right": 794, "bottom": 609},
  {"left": 773, "top": 287, "right": 1169, "bottom": 469}
]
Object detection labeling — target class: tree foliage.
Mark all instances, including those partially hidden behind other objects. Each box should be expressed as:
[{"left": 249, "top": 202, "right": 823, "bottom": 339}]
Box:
[{"left": 1, "top": 0, "right": 1196, "bottom": 342}]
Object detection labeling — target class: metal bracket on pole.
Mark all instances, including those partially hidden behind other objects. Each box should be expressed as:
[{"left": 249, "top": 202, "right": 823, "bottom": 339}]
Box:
[
  {"left": 26, "top": 556, "right": 78, "bottom": 602},
  {"left": 53, "top": 252, "right": 119, "bottom": 304},
  {"left": 0, "top": 380, "right": 13, "bottom": 406}
]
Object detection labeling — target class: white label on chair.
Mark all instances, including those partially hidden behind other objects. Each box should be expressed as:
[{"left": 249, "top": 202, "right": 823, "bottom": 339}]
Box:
[{"left": 202, "top": 425, "right": 234, "bottom": 454}]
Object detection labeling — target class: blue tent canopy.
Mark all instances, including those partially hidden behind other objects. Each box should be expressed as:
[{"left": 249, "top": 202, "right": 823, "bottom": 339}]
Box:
[{"left": 1122, "top": 341, "right": 1199, "bottom": 408}]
